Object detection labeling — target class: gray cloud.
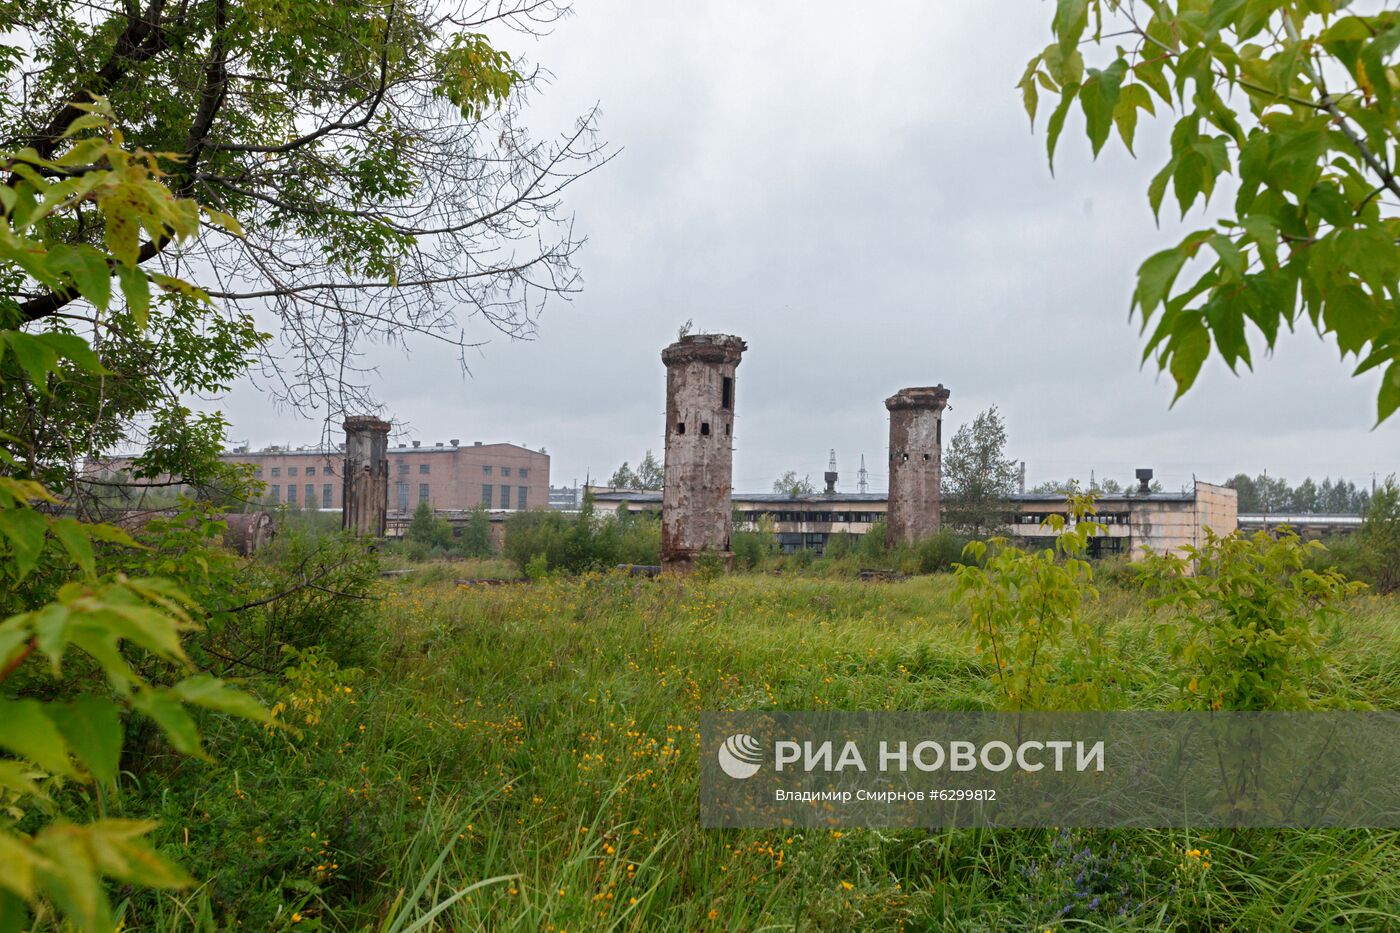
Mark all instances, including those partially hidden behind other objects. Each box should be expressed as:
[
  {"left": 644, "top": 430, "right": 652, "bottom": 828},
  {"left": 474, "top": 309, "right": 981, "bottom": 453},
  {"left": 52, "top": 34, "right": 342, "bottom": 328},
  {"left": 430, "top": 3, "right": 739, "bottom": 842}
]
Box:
[{"left": 203, "top": 1, "right": 1398, "bottom": 494}]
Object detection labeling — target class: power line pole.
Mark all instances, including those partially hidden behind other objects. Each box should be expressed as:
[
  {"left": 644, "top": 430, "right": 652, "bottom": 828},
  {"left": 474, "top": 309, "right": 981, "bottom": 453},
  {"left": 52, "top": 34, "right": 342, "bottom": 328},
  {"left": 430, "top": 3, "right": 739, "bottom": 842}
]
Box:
[{"left": 857, "top": 455, "right": 869, "bottom": 494}]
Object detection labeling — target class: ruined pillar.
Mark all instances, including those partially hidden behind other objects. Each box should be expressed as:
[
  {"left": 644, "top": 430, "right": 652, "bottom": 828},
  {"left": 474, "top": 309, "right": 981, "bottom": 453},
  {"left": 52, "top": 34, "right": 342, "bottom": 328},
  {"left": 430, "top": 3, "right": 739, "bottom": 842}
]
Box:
[
  {"left": 885, "top": 385, "right": 950, "bottom": 547},
  {"left": 342, "top": 416, "right": 390, "bottom": 537},
  {"left": 661, "top": 334, "right": 747, "bottom": 572}
]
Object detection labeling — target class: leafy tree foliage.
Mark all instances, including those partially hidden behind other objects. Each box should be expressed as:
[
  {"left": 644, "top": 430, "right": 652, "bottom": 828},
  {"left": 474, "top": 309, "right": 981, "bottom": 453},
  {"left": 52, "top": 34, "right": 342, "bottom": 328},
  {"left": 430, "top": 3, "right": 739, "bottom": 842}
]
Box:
[
  {"left": 2, "top": 0, "right": 606, "bottom": 481},
  {"left": 1225, "top": 471, "right": 1371, "bottom": 513},
  {"left": 0, "top": 103, "right": 267, "bottom": 929},
  {"left": 942, "top": 406, "right": 1020, "bottom": 535},
  {"left": 772, "top": 470, "right": 816, "bottom": 498},
  {"left": 608, "top": 462, "right": 636, "bottom": 489},
  {"left": 1026, "top": 0, "right": 1400, "bottom": 422},
  {"left": 606, "top": 450, "right": 663, "bottom": 491},
  {"left": 1029, "top": 476, "right": 1163, "bottom": 495},
  {"left": 1142, "top": 528, "right": 1361, "bottom": 710},
  {"left": 635, "top": 450, "right": 664, "bottom": 490}
]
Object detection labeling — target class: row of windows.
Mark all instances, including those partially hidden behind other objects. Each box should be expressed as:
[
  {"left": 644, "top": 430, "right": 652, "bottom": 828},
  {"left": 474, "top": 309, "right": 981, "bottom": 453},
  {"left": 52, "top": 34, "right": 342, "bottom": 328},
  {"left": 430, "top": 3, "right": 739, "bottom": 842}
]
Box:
[
  {"left": 479, "top": 484, "right": 528, "bottom": 509},
  {"left": 1016, "top": 512, "right": 1130, "bottom": 526},
  {"left": 737, "top": 510, "right": 884, "bottom": 524},
  {"left": 267, "top": 484, "right": 334, "bottom": 508},
  {"left": 261, "top": 462, "right": 532, "bottom": 480},
  {"left": 260, "top": 465, "right": 322, "bottom": 478}
]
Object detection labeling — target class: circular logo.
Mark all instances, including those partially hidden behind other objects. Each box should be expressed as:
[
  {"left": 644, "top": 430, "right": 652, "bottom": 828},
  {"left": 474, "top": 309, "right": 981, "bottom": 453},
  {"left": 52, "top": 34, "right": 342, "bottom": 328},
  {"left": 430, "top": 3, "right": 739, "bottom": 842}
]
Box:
[{"left": 717, "top": 733, "right": 763, "bottom": 779}]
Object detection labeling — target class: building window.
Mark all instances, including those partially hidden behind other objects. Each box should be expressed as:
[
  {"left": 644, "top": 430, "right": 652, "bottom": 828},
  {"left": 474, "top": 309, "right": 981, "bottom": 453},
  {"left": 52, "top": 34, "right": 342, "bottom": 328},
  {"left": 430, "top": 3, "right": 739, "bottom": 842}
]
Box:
[
  {"left": 483, "top": 465, "right": 492, "bottom": 476},
  {"left": 286, "top": 484, "right": 297, "bottom": 503},
  {"left": 482, "top": 483, "right": 493, "bottom": 507},
  {"left": 519, "top": 468, "right": 529, "bottom": 479},
  {"left": 518, "top": 486, "right": 527, "bottom": 510},
  {"left": 419, "top": 483, "right": 429, "bottom": 502},
  {"left": 398, "top": 461, "right": 409, "bottom": 474},
  {"left": 253, "top": 468, "right": 263, "bottom": 478},
  {"left": 396, "top": 482, "right": 409, "bottom": 512},
  {"left": 271, "top": 467, "right": 281, "bottom": 477},
  {"left": 306, "top": 466, "right": 316, "bottom": 476},
  {"left": 305, "top": 484, "right": 314, "bottom": 508},
  {"left": 501, "top": 485, "right": 511, "bottom": 509},
  {"left": 419, "top": 463, "right": 430, "bottom": 474},
  {"left": 322, "top": 484, "right": 332, "bottom": 508},
  {"left": 722, "top": 376, "right": 733, "bottom": 410},
  {"left": 288, "top": 466, "right": 298, "bottom": 477},
  {"left": 502, "top": 466, "right": 512, "bottom": 477},
  {"left": 270, "top": 484, "right": 280, "bottom": 503}
]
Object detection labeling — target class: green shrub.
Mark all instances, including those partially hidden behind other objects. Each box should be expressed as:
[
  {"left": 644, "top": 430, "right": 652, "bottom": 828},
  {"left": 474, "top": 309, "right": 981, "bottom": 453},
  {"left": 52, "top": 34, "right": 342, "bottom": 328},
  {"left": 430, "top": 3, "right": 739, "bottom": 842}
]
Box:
[
  {"left": 1311, "top": 477, "right": 1400, "bottom": 593},
  {"left": 1141, "top": 529, "right": 1364, "bottom": 710},
  {"left": 955, "top": 492, "right": 1111, "bottom": 710},
  {"left": 502, "top": 499, "right": 660, "bottom": 575}
]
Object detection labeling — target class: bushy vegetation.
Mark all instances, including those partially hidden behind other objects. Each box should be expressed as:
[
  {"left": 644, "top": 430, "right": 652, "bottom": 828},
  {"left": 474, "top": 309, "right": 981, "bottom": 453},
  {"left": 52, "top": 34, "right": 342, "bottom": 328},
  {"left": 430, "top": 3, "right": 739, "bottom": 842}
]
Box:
[
  {"left": 502, "top": 499, "right": 660, "bottom": 575},
  {"left": 1312, "top": 477, "right": 1400, "bottom": 594},
  {"left": 82, "top": 563, "right": 1400, "bottom": 930},
  {"left": 389, "top": 502, "right": 495, "bottom": 562}
]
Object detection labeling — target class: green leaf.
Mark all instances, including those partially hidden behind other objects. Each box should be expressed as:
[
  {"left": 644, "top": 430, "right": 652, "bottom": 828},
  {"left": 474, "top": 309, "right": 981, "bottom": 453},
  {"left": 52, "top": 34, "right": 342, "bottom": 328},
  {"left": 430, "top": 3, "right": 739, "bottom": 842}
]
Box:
[
  {"left": 1017, "top": 56, "right": 1041, "bottom": 126},
  {"left": 0, "top": 832, "right": 37, "bottom": 901},
  {"left": 32, "top": 602, "right": 71, "bottom": 672},
  {"left": 1322, "top": 280, "right": 1375, "bottom": 356},
  {"left": 51, "top": 697, "right": 123, "bottom": 786},
  {"left": 31, "top": 825, "right": 108, "bottom": 930},
  {"left": 0, "top": 699, "right": 72, "bottom": 776},
  {"left": 1053, "top": 0, "right": 1089, "bottom": 57},
  {"left": 1079, "top": 59, "right": 1128, "bottom": 157},
  {"left": 1134, "top": 246, "right": 1189, "bottom": 316},
  {"left": 51, "top": 518, "right": 94, "bottom": 576},
  {"left": 46, "top": 244, "right": 112, "bottom": 310},
  {"left": 85, "top": 819, "right": 193, "bottom": 889},
  {"left": 131, "top": 689, "right": 204, "bottom": 758},
  {"left": 1046, "top": 84, "right": 1080, "bottom": 175},
  {"left": 1168, "top": 315, "right": 1212, "bottom": 402},
  {"left": 117, "top": 265, "right": 151, "bottom": 330},
  {"left": 172, "top": 674, "right": 271, "bottom": 723},
  {"left": 0, "top": 507, "right": 48, "bottom": 579},
  {"left": 1378, "top": 361, "right": 1400, "bottom": 424},
  {"left": 1209, "top": 233, "right": 1246, "bottom": 282},
  {"left": 1241, "top": 214, "right": 1278, "bottom": 268},
  {"left": 1113, "top": 83, "right": 1155, "bottom": 155}
]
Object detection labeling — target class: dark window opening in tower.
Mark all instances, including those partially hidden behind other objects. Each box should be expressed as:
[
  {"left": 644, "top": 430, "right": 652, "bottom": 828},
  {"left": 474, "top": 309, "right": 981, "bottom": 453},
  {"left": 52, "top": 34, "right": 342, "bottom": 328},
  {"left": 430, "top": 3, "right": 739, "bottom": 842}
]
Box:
[
  {"left": 901, "top": 452, "right": 909, "bottom": 461},
  {"left": 676, "top": 421, "right": 686, "bottom": 435},
  {"left": 937, "top": 421, "right": 942, "bottom": 444},
  {"left": 721, "top": 376, "right": 733, "bottom": 410},
  {"left": 725, "top": 423, "right": 731, "bottom": 436},
  {"left": 923, "top": 453, "right": 930, "bottom": 461},
  {"left": 701, "top": 422, "right": 711, "bottom": 436}
]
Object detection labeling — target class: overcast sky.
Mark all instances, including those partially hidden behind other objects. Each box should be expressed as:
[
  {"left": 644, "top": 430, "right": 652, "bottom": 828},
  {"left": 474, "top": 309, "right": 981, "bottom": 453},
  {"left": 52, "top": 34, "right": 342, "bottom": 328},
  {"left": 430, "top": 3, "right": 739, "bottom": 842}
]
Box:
[{"left": 205, "top": 1, "right": 1398, "bottom": 495}]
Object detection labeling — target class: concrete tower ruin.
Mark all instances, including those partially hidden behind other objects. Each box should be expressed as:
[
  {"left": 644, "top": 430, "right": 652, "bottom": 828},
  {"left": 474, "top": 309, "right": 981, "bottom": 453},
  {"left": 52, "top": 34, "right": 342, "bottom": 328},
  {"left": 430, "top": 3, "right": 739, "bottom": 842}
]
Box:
[
  {"left": 660, "top": 333, "right": 747, "bottom": 572},
  {"left": 342, "top": 416, "right": 390, "bottom": 537},
  {"left": 885, "top": 385, "right": 950, "bottom": 547}
]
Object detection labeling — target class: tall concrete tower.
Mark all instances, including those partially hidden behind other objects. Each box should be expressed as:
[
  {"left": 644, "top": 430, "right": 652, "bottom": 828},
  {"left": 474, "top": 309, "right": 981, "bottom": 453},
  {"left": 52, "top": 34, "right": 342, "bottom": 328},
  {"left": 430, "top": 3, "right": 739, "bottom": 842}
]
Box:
[
  {"left": 342, "top": 415, "right": 390, "bottom": 537},
  {"left": 660, "top": 333, "right": 747, "bottom": 572},
  {"left": 885, "top": 385, "right": 950, "bottom": 547}
]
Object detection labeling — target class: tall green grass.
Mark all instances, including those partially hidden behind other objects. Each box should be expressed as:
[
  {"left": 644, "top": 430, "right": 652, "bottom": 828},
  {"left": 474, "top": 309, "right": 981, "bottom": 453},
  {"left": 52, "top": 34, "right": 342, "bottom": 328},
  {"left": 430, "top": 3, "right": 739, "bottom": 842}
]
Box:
[{"left": 105, "top": 572, "right": 1400, "bottom": 930}]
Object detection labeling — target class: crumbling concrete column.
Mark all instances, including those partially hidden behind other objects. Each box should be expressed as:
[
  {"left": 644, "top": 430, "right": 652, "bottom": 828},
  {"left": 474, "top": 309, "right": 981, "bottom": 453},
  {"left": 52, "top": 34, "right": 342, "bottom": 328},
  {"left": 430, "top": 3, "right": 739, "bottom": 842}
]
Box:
[
  {"left": 885, "top": 385, "right": 950, "bottom": 548},
  {"left": 660, "top": 334, "right": 747, "bottom": 573},
  {"left": 342, "top": 416, "right": 390, "bottom": 537}
]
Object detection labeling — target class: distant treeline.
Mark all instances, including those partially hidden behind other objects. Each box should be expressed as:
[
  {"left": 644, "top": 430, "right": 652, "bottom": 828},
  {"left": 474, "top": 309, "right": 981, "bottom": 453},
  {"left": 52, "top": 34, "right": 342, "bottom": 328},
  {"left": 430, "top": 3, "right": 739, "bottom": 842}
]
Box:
[{"left": 1224, "top": 473, "right": 1372, "bottom": 515}]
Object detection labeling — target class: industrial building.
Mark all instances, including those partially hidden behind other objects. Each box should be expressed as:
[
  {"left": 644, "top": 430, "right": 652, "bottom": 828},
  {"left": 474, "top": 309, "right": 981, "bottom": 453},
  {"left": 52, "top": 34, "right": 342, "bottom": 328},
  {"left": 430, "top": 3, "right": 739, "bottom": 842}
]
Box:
[
  {"left": 86, "top": 435, "right": 549, "bottom": 515},
  {"left": 589, "top": 480, "right": 1238, "bottom": 560}
]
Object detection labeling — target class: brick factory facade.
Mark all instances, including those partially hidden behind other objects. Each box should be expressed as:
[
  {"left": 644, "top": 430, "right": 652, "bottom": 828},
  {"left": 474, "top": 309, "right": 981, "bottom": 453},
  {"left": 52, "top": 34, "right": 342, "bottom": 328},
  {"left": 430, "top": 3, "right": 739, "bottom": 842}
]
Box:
[{"left": 88, "top": 437, "right": 549, "bottom": 515}]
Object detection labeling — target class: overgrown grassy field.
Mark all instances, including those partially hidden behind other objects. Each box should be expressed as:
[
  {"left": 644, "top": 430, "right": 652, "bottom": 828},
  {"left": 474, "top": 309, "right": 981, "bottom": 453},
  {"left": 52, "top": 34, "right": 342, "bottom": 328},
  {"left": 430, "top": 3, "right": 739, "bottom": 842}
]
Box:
[{"left": 122, "top": 571, "right": 1400, "bottom": 931}]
